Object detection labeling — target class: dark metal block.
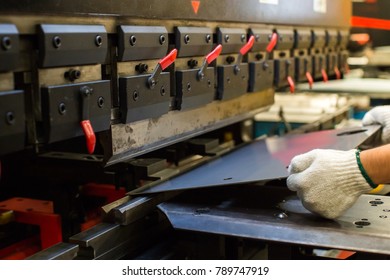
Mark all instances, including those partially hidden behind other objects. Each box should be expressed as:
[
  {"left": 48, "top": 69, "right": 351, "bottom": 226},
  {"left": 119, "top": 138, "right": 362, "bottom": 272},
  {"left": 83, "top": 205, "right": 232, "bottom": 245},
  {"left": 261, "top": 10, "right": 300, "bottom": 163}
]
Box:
[
  {"left": 311, "top": 53, "right": 326, "bottom": 80},
  {"left": 295, "top": 56, "right": 312, "bottom": 82},
  {"left": 217, "top": 28, "right": 247, "bottom": 54},
  {"left": 119, "top": 73, "right": 171, "bottom": 123},
  {"left": 216, "top": 64, "right": 249, "bottom": 100},
  {"left": 275, "top": 28, "right": 295, "bottom": 51},
  {"left": 117, "top": 26, "right": 168, "bottom": 62},
  {"left": 175, "top": 67, "right": 215, "bottom": 110},
  {"left": 41, "top": 80, "right": 111, "bottom": 143},
  {"left": 248, "top": 60, "right": 274, "bottom": 92},
  {"left": 326, "top": 29, "right": 339, "bottom": 48},
  {"left": 38, "top": 24, "right": 108, "bottom": 67},
  {"left": 0, "top": 90, "right": 25, "bottom": 155},
  {"left": 274, "top": 57, "right": 295, "bottom": 88},
  {"left": 326, "top": 52, "right": 339, "bottom": 77},
  {"left": 249, "top": 28, "right": 273, "bottom": 52},
  {"left": 175, "top": 27, "right": 213, "bottom": 57},
  {"left": 311, "top": 29, "right": 327, "bottom": 49},
  {"left": 0, "top": 24, "right": 19, "bottom": 72},
  {"left": 294, "top": 28, "right": 312, "bottom": 49}
]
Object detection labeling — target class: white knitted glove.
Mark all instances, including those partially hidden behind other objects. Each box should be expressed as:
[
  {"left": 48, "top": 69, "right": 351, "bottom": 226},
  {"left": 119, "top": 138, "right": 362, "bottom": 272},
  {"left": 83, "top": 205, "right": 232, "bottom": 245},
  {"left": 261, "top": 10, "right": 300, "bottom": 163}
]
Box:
[
  {"left": 287, "top": 149, "right": 372, "bottom": 219},
  {"left": 362, "top": 105, "right": 390, "bottom": 144}
]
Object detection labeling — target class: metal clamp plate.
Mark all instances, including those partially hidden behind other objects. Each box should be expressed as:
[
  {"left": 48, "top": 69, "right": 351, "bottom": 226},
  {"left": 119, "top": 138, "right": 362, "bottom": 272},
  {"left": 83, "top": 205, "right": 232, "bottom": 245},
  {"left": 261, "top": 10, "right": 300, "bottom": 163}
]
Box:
[
  {"left": 0, "top": 24, "right": 19, "bottom": 72},
  {"left": 248, "top": 60, "right": 274, "bottom": 92},
  {"left": 41, "top": 80, "right": 111, "bottom": 143},
  {"left": 274, "top": 58, "right": 295, "bottom": 88},
  {"left": 119, "top": 73, "right": 171, "bottom": 123},
  {"left": 117, "top": 26, "right": 168, "bottom": 61},
  {"left": 217, "top": 64, "right": 249, "bottom": 100},
  {"left": 0, "top": 90, "right": 25, "bottom": 155},
  {"left": 217, "top": 28, "right": 247, "bottom": 54},
  {"left": 38, "top": 24, "right": 108, "bottom": 67},
  {"left": 175, "top": 26, "right": 213, "bottom": 57}
]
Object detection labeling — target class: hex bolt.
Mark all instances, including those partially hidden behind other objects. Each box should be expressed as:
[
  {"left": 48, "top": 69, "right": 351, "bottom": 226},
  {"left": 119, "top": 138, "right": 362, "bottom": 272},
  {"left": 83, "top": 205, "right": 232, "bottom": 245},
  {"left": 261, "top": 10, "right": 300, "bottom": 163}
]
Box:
[
  {"left": 129, "top": 35, "right": 137, "bottom": 46},
  {"left": 159, "top": 34, "right": 166, "bottom": 45},
  {"left": 52, "top": 36, "right": 62, "bottom": 48},
  {"left": 184, "top": 34, "right": 190, "bottom": 44},
  {"left": 187, "top": 59, "right": 198, "bottom": 68},
  {"left": 256, "top": 53, "right": 263, "bottom": 61},
  {"left": 135, "top": 63, "right": 149, "bottom": 74},
  {"left": 58, "top": 103, "right": 66, "bottom": 115},
  {"left": 95, "top": 35, "right": 103, "bottom": 47},
  {"left": 160, "top": 86, "right": 166, "bottom": 96},
  {"left": 133, "top": 90, "right": 139, "bottom": 101},
  {"left": 65, "top": 69, "right": 81, "bottom": 82},
  {"left": 205, "top": 34, "right": 212, "bottom": 43},
  {"left": 224, "top": 34, "right": 230, "bottom": 43},
  {"left": 5, "top": 111, "right": 15, "bottom": 125},
  {"left": 226, "top": 56, "right": 235, "bottom": 64},
  {"left": 97, "top": 96, "right": 105, "bottom": 108},
  {"left": 1, "top": 36, "right": 12, "bottom": 50},
  {"left": 241, "top": 34, "right": 246, "bottom": 42}
]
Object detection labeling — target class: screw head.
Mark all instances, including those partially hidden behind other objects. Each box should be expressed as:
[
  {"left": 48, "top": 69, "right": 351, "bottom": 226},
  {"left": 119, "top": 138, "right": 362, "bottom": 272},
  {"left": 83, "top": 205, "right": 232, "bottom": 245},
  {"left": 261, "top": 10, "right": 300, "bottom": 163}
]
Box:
[
  {"left": 129, "top": 35, "right": 137, "bottom": 46},
  {"left": 224, "top": 34, "right": 230, "bottom": 43},
  {"left": 97, "top": 96, "right": 105, "bottom": 108},
  {"left": 133, "top": 90, "right": 139, "bottom": 101},
  {"left": 184, "top": 34, "right": 190, "bottom": 44},
  {"left": 205, "top": 34, "right": 211, "bottom": 43},
  {"left": 160, "top": 86, "right": 166, "bottom": 96},
  {"left": 52, "top": 36, "right": 62, "bottom": 48},
  {"left": 1, "top": 36, "right": 12, "bottom": 50},
  {"left": 241, "top": 34, "right": 246, "bottom": 42},
  {"left": 5, "top": 111, "right": 15, "bottom": 125},
  {"left": 159, "top": 34, "right": 166, "bottom": 45},
  {"left": 95, "top": 35, "right": 103, "bottom": 47},
  {"left": 58, "top": 103, "right": 66, "bottom": 115}
]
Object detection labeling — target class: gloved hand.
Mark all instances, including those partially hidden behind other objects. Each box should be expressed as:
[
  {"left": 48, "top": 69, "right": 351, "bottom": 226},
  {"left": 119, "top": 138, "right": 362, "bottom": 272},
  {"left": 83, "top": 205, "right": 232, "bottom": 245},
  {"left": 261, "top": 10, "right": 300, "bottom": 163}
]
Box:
[
  {"left": 362, "top": 105, "right": 390, "bottom": 144},
  {"left": 287, "top": 149, "right": 372, "bottom": 219}
]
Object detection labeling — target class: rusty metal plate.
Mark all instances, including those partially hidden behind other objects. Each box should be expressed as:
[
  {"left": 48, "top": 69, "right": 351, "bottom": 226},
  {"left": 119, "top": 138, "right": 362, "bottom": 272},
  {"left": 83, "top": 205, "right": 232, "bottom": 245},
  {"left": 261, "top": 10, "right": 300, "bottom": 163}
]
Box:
[{"left": 132, "top": 125, "right": 380, "bottom": 194}]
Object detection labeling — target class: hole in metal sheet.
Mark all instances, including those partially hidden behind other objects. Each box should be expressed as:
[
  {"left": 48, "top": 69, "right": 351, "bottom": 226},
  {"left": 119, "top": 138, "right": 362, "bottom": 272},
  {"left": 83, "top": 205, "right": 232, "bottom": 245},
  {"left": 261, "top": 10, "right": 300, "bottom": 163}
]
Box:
[
  {"left": 224, "top": 177, "right": 232, "bottom": 180},
  {"left": 370, "top": 200, "right": 384, "bottom": 205},
  {"left": 354, "top": 221, "right": 371, "bottom": 226}
]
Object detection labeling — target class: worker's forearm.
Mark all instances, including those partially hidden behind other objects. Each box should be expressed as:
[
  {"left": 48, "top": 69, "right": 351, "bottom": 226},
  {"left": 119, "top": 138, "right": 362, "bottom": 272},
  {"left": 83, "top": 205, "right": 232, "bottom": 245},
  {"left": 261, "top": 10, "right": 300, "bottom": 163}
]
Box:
[{"left": 360, "top": 144, "right": 390, "bottom": 184}]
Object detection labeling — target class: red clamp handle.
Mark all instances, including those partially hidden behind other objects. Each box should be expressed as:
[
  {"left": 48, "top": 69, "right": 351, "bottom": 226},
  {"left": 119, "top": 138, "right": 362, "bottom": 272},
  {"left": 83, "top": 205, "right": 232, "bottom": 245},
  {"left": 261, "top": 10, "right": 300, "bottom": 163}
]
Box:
[
  {"left": 321, "top": 69, "right": 328, "bottom": 82},
  {"left": 305, "top": 71, "right": 314, "bottom": 89},
  {"left": 287, "top": 76, "right": 295, "bottom": 93},
  {"left": 206, "top": 44, "right": 223, "bottom": 64},
  {"left": 159, "top": 49, "right": 178, "bottom": 70},
  {"left": 266, "top": 33, "right": 278, "bottom": 53},
  {"left": 80, "top": 120, "right": 96, "bottom": 154},
  {"left": 334, "top": 66, "right": 341, "bottom": 80},
  {"left": 239, "top": 35, "right": 255, "bottom": 56}
]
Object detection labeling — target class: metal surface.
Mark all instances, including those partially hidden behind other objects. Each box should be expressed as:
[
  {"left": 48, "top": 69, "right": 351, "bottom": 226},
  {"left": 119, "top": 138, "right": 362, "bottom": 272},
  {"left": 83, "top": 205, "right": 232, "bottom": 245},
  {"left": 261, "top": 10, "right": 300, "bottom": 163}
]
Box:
[
  {"left": 0, "top": 0, "right": 351, "bottom": 28},
  {"left": 132, "top": 125, "right": 380, "bottom": 194},
  {"left": 27, "top": 243, "right": 79, "bottom": 260},
  {"left": 158, "top": 186, "right": 390, "bottom": 255},
  {"left": 107, "top": 89, "right": 274, "bottom": 165}
]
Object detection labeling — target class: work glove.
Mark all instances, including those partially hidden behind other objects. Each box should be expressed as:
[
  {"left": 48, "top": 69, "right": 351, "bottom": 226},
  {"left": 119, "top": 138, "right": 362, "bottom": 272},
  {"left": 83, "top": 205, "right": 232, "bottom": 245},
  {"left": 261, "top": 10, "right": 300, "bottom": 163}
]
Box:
[
  {"left": 287, "top": 149, "right": 372, "bottom": 219},
  {"left": 362, "top": 105, "right": 390, "bottom": 145}
]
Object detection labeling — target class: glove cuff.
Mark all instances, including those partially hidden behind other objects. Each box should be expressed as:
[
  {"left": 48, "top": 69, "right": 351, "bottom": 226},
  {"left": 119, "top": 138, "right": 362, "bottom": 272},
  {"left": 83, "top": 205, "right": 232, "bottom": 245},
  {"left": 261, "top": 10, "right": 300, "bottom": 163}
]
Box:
[{"left": 355, "top": 149, "right": 378, "bottom": 189}]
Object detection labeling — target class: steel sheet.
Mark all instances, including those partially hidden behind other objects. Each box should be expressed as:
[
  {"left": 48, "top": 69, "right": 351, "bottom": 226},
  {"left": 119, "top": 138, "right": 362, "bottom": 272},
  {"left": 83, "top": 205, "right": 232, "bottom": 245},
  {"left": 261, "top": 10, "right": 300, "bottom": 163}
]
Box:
[{"left": 132, "top": 125, "right": 380, "bottom": 194}]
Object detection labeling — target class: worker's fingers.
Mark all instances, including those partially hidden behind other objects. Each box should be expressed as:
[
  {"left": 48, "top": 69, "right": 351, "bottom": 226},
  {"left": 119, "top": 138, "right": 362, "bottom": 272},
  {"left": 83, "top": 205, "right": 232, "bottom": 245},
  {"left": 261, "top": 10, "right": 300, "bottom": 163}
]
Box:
[
  {"left": 287, "top": 150, "right": 317, "bottom": 175},
  {"left": 362, "top": 111, "right": 378, "bottom": 126},
  {"left": 286, "top": 171, "right": 308, "bottom": 192}
]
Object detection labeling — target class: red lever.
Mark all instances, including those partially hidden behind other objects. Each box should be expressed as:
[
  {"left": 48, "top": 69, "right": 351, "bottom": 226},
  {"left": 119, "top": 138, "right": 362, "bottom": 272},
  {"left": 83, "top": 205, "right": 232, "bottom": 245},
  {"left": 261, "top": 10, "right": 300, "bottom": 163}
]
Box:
[
  {"left": 306, "top": 71, "right": 314, "bottom": 89},
  {"left": 80, "top": 120, "right": 96, "bottom": 154},
  {"left": 321, "top": 69, "right": 328, "bottom": 82},
  {"left": 149, "top": 49, "right": 178, "bottom": 88},
  {"left": 198, "top": 44, "right": 222, "bottom": 80},
  {"left": 266, "top": 33, "right": 278, "bottom": 53},
  {"left": 159, "top": 49, "right": 178, "bottom": 70},
  {"left": 240, "top": 35, "right": 255, "bottom": 56},
  {"left": 287, "top": 76, "right": 295, "bottom": 93},
  {"left": 206, "top": 44, "right": 222, "bottom": 64},
  {"left": 334, "top": 66, "right": 341, "bottom": 80}
]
